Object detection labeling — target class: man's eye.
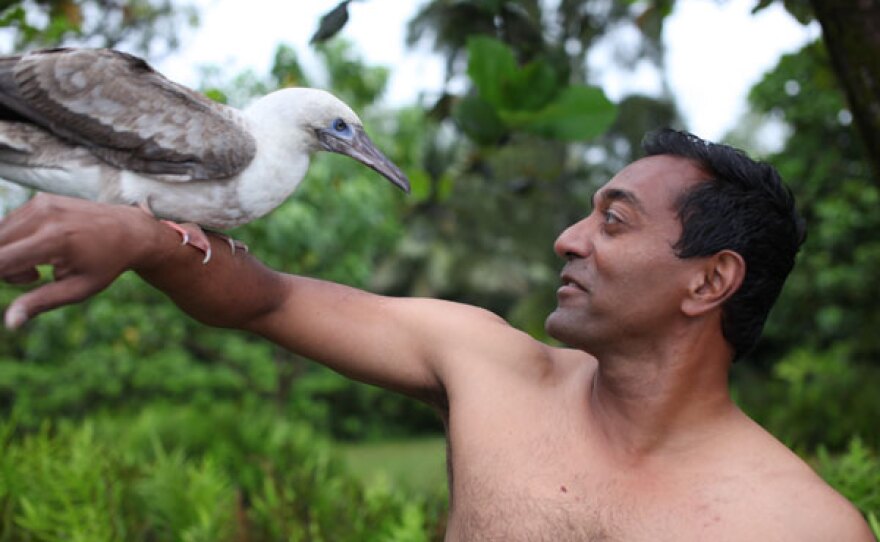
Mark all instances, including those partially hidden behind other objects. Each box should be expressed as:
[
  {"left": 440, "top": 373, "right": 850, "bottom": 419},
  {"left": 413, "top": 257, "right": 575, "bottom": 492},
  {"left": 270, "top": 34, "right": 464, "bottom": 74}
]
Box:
[{"left": 603, "top": 211, "right": 622, "bottom": 225}]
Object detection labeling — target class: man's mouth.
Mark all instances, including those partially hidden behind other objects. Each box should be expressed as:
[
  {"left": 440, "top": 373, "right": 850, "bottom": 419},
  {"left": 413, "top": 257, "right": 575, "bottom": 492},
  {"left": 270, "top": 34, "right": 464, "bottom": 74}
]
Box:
[{"left": 559, "top": 272, "right": 588, "bottom": 293}]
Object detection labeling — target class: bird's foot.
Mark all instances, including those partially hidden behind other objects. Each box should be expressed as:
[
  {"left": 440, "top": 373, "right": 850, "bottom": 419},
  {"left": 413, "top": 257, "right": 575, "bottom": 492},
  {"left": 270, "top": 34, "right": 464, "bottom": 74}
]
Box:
[
  {"left": 159, "top": 222, "right": 249, "bottom": 264},
  {"left": 211, "top": 231, "right": 249, "bottom": 255},
  {"left": 134, "top": 200, "right": 245, "bottom": 263},
  {"left": 160, "top": 221, "right": 214, "bottom": 264}
]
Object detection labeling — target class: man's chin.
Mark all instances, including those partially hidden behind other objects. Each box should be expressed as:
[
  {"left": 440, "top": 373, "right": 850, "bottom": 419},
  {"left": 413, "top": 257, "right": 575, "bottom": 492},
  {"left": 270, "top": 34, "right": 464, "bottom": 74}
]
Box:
[
  {"left": 545, "top": 309, "right": 575, "bottom": 345},
  {"left": 545, "top": 309, "right": 601, "bottom": 352}
]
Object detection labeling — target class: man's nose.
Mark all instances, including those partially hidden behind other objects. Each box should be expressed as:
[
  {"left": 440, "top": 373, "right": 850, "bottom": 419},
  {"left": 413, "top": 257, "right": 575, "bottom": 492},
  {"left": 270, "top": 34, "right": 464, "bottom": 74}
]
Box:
[{"left": 553, "top": 216, "right": 594, "bottom": 260}]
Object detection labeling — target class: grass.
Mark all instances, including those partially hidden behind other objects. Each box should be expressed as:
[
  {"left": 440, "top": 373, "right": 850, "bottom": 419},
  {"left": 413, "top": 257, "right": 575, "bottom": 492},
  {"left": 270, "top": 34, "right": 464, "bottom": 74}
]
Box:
[{"left": 337, "top": 436, "right": 448, "bottom": 495}]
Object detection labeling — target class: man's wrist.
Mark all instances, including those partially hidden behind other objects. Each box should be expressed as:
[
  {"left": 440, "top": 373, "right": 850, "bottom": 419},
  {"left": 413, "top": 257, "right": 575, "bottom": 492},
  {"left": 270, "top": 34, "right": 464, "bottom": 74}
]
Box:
[{"left": 120, "top": 206, "right": 185, "bottom": 273}]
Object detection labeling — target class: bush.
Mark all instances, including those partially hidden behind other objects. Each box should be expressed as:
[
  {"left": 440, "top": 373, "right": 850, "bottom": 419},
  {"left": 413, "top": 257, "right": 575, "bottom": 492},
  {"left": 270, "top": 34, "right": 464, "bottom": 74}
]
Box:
[
  {"left": 814, "top": 437, "right": 880, "bottom": 539},
  {"left": 733, "top": 346, "right": 880, "bottom": 451},
  {"left": 289, "top": 366, "right": 443, "bottom": 440},
  {"left": 0, "top": 403, "right": 447, "bottom": 541}
]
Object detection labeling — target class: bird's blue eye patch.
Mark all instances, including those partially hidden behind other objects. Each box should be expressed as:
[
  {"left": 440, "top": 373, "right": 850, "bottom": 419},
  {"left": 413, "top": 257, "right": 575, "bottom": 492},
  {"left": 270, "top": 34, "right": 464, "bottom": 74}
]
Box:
[{"left": 332, "top": 118, "right": 352, "bottom": 136}]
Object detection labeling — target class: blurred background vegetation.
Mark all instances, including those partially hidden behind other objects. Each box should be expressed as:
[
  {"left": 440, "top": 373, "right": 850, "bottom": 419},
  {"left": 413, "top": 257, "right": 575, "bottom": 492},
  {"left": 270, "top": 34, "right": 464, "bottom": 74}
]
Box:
[{"left": 0, "top": 0, "right": 878, "bottom": 539}]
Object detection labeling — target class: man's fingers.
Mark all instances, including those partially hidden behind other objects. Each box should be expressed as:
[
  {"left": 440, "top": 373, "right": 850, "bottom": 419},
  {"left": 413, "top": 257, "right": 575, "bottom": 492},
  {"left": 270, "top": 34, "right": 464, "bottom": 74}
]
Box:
[
  {"left": 4, "top": 275, "right": 95, "bottom": 330},
  {"left": 0, "top": 193, "right": 54, "bottom": 245},
  {"left": 0, "top": 194, "right": 144, "bottom": 329},
  {"left": 0, "top": 234, "right": 60, "bottom": 277},
  {"left": 3, "top": 267, "right": 40, "bottom": 284}
]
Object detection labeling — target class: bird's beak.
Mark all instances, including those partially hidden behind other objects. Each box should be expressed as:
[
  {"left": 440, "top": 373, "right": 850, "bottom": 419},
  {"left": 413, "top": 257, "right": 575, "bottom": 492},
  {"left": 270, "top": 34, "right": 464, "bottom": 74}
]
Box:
[{"left": 318, "top": 126, "right": 410, "bottom": 193}]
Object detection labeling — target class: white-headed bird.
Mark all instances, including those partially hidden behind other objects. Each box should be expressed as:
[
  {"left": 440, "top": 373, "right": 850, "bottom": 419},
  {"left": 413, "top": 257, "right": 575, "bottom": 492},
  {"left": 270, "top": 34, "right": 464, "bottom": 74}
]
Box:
[{"left": 0, "top": 48, "right": 409, "bottom": 261}]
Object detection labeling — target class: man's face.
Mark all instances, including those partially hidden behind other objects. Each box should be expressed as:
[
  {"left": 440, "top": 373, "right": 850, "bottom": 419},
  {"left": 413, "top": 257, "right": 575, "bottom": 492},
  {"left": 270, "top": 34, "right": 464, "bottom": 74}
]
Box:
[{"left": 545, "top": 155, "right": 708, "bottom": 355}]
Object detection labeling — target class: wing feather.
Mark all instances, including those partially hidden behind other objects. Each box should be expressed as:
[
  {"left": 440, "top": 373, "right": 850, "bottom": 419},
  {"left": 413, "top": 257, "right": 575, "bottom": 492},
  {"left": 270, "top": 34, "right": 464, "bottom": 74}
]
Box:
[{"left": 0, "top": 48, "right": 256, "bottom": 181}]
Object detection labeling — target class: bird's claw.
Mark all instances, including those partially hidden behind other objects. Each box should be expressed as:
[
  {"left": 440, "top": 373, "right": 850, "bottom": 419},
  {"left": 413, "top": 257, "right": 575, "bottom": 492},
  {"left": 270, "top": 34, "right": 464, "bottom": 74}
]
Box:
[
  {"left": 227, "top": 237, "right": 249, "bottom": 255},
  {"left": 136, "top": 200, "right": 239, "bottom": 264},
  {"left": 158, "top": 220, "right": 213, "bottom": 264}
]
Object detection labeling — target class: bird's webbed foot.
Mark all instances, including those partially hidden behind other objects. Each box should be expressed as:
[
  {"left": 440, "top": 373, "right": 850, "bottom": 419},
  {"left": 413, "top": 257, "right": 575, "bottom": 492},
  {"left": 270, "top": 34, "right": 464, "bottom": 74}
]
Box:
[
  {"left": 135, "top": 200, "right": 246, "bottom": 264},
  {"left": 211, "top": 231, "right": 249, "bottom": 255},
  {"left": 159, "top": 222, "right": 248, "bottom": 264},
  {"left": 159, "top": 220, "right": 214, "bottom": 264}
]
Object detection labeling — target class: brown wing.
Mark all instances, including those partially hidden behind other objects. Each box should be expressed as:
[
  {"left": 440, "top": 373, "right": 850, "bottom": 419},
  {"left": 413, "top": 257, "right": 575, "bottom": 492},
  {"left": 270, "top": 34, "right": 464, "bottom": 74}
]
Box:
[{"left": 0, "top": 48, "right": 256, "bottom": 180}]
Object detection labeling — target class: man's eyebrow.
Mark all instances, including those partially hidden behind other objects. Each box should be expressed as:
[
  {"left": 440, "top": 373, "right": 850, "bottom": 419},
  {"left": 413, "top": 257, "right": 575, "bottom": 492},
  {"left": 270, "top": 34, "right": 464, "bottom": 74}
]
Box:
[{"left": 591, "top": 187, "right": 646, "bottom": 213}]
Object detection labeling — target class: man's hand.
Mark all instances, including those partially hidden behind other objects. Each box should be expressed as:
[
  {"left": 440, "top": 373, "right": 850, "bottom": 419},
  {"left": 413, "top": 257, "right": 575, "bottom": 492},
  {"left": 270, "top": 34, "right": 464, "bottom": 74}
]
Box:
[{"left": 0, "top": 193, "right": 171, "bottom": 329}]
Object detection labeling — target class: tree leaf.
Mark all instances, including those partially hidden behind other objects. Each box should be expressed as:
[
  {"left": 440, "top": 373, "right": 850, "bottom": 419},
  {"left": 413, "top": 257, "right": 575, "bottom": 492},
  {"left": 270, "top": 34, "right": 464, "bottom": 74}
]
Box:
[
  {"left": 466, "top": 35, "right": 517, "bottom": 108},
  {"left": 310, "top": 0, "right": 351, "bottom": 44},
  {"left": 452, "top": 94, "right": 508, "bottom": 146},
  {"left": 502, "top": 85, "right": 616, "bottom": 141},
  {"left": 272, "top": 44, "right": 309, "bottom": 87},
  {"left": 202, "top": 88, "right": 228, "bottom": 104},
  {"left": 407, "top": 169, "right": 432, "bottom": 202},
  {"left": 500, "top": 59, "right": 560, "bottom": 112},
  {"left": 751, "top": 0, "right": 775, "bottom": 14}
]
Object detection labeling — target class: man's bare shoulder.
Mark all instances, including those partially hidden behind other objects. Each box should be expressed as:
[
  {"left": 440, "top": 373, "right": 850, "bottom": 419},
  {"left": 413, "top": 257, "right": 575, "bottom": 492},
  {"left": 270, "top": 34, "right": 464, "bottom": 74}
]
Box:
[
  {"left": 758, "top": 467, "right": 875, "bottom": 541},
  {"left": 722, "top": 417, "right": 875, "bottom": 541},
  {"left": 410, "top": 297, "right": 595, "bottom": 394}
]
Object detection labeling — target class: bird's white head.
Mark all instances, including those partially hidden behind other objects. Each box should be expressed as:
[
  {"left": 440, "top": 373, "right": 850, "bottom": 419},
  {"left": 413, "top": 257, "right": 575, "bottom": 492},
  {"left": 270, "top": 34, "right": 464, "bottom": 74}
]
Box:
[{"left": 246, "top": 87, "right": 409, "bottom": 192}]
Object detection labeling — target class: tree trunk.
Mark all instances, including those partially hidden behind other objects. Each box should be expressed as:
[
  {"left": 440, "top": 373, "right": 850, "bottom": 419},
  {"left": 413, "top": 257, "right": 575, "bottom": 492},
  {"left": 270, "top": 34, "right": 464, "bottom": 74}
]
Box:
[{"left": 809, "top": 0, "right": 880, "bottom": 180}]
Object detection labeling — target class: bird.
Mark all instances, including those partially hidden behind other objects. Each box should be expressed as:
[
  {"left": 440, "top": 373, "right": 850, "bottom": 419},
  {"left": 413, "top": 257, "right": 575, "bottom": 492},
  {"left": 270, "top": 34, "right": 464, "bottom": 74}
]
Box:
[{"left": 0, "top": 47, "right": 410, "bottom": 261}]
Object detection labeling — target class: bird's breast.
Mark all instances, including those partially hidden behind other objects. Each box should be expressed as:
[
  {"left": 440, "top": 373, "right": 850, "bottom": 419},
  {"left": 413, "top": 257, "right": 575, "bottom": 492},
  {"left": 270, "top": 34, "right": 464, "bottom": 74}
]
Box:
[{"left": 233, "top": 145, "right": 311, "bottom": 225}]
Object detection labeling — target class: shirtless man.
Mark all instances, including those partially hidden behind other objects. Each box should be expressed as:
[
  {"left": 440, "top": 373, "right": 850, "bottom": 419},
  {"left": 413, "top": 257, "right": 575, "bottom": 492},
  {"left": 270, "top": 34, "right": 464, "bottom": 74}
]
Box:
[{"left": 0, "top": 129, "right": 873, "bottom": 541}]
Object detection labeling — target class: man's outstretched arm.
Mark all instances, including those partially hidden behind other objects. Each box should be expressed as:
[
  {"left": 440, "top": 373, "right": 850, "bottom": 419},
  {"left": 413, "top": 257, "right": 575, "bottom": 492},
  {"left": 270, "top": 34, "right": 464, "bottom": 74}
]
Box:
[{"left": 0, "top": 194, "right": 521, "bottom": 402}]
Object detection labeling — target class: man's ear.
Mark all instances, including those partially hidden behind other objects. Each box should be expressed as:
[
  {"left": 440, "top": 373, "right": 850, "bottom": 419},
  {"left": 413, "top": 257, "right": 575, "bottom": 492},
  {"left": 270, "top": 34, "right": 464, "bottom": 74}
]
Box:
[{"left": 681, "top": 250, "right": 745, "bottom": 317}]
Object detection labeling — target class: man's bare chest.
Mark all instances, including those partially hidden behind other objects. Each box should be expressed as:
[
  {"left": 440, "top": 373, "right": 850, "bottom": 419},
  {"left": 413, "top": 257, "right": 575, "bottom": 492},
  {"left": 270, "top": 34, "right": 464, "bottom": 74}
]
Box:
[
  {"left": 444, "top": 463, "right": 741, "bottom": 542},
  {"left": 447, "top": 492, "right": 618, "bottom": 541},
  {"left": 441, "top": 399, "right": 750, "bottom": 541},
  {"left": 442, "top": 413, "right": 633, "bottom": 541}
]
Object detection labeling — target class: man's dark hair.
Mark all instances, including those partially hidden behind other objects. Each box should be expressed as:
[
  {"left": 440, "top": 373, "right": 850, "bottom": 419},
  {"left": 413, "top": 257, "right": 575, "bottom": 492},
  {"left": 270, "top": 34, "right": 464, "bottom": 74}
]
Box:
[{"left": 642, "top": 128, "right": 806, "bottom": 359}]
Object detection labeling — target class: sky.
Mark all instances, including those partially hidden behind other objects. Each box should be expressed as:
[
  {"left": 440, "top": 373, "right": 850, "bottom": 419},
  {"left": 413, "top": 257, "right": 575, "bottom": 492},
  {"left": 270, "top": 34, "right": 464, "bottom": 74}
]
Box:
[{"left": 156, "top": 0, "right": 821, "bottom": 143}]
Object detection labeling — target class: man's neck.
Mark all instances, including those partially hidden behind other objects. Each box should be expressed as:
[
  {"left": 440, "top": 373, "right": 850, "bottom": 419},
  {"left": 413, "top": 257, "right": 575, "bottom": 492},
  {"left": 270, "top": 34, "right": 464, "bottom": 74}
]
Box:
[{"left": 587, "top": 337, "right": 738, "bottom": 464}]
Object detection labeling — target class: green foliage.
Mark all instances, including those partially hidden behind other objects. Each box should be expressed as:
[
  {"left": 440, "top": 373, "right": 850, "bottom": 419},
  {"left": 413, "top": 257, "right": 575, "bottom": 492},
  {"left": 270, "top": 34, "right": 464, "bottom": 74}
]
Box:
[
  {"left": 744, "top": 41, "right": 880, "bottom": 363},
  {"left": 451, "top": 94, "right": 507, "bottom": 145},
  {"left": 460, "top": 36, "right": 616, "bottom": 143},
  {"left": 316, "top": 40, "right": 391, "bottom": 111},
  {"left": 503, "top": 85, "right": 616, "bottom": 141},
  {"left": 466, "top": 35, "right": 521, "bottom": 107},
  {"left": 738, "top": 37, "right": 880, "bottom": 430},
  {"left": 290, "top": 367, "right": 442, "bottom": 440},
  {"left": 734, "top": 347, "right": 880, "bottom": 450},
  {"left": 464, "top": 34, "right": 569, "bottom": 114},
  {"left": 0, "top": 0, "right": 198, "bottom": 55},
  {"left": 340, "top": 437, "right": 447, "bottom": 494},
  {"left": 407, "top": 0, "right": 546, "bottom": 73},
  {"left": 814, "top": 438, "right": 880, "bottom": 534},
  {"left": 4, "top": 423, "right": 132, "bottom": 541},
  {"left": 0, "top": 404, "right": 446, "bottom": 540},
  {"left": 310, "top": 0, "right": 352, "bottom": 45},
  {"left": 272, "top": 44, "right": 311, "bottom": 88},
  {"left": 728, "top": 39, "right": 879, "bottom": 465},
  {"left": 751, "top": 0, "right": 815, "bottom": 25}
]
